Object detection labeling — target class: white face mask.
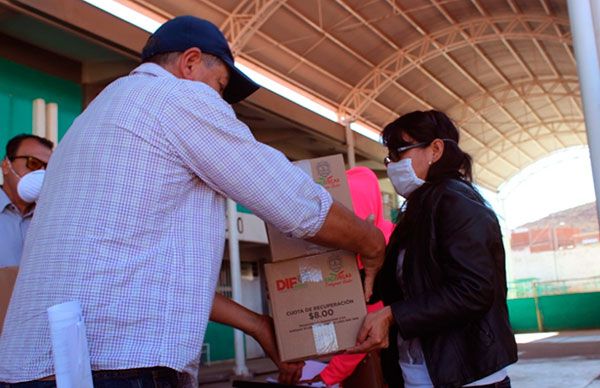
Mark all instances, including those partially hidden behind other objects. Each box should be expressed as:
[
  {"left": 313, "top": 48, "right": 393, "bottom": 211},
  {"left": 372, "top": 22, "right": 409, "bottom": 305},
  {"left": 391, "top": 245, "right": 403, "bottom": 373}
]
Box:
[
  {"left": 386, "top": 158, "right": 425, "bottom": 198},
  {"left": 17, "top": 169, "right": 46, "bottom": 203}
]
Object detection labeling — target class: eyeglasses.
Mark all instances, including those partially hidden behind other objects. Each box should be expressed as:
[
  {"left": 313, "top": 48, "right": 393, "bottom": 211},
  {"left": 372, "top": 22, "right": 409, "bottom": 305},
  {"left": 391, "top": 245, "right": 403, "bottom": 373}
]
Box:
[
  {"left": 384, "top": 142, "right": 430, "bottom": 166},
  {"left": 10, "top": 156, "right": 48, "bottom": 171}
]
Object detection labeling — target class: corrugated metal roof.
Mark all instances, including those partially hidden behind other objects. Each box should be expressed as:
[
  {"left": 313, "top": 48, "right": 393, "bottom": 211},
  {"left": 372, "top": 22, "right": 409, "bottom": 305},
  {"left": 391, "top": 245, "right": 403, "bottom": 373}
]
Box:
[{"left": 131, "top": 0, "right": 584, "bottom": 190}]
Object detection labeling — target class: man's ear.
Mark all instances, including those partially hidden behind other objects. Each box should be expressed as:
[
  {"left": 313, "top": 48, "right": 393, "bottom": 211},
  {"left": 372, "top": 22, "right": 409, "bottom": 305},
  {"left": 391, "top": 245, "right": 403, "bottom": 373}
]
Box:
[
  {"left": 1, "top": 158, "right": 8, "bottom": 176},
  {"left": 431, "top": 139, "right": 445, "bottom": 163},
  {"left": 178, "top": 48, "right": 203, "bottom": 79}
]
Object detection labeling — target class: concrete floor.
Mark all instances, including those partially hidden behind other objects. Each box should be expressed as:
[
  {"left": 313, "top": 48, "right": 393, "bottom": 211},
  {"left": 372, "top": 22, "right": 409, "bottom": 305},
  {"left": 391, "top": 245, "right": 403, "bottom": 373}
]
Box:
[{"left": 198, "top": 330, "right": 600, "bottom": 387}]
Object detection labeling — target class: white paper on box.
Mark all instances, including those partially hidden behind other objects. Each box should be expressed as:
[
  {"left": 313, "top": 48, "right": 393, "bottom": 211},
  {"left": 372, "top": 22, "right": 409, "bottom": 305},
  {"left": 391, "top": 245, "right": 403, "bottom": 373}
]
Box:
[
  {"left": 47, "top": 301, "right": 93, "bottom": 388},
  {"left": 312, "top": 322, "right": 339, "bottom": 354},
  {"left": 299, "top": 260, "right": 323, "bottom": 283}
]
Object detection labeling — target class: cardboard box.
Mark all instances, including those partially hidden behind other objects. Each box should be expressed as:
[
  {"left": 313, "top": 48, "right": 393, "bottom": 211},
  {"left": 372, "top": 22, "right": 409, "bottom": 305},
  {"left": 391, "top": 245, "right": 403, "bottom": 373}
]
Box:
[
  {"left": 265, "top": 250, "right": 366, "bottom": 361},
  {"left": 266, "top": 154, "right": 353, "bottom": 261},
  {"left": 0, "top": 266, "right": 18, "bottom": 334}
]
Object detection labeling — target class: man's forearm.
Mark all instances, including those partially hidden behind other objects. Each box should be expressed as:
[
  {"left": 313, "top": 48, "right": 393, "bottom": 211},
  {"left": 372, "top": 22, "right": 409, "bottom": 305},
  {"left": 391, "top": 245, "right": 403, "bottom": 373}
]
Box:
[
  {"left": 210, "top": 293, "right": 261, "bottom": 335},
  {"left": 210, "top": 294, "right": 282, "bottom": 368},
  {"left": 307, "top": 200, "right": 385, "bottom": 262}
]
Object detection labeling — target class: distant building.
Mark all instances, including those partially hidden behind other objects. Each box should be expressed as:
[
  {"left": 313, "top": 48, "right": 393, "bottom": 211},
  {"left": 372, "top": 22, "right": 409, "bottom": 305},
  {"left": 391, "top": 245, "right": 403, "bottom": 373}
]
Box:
[{"left": 510, "top": 202, "right": 599, "bottom": 252}]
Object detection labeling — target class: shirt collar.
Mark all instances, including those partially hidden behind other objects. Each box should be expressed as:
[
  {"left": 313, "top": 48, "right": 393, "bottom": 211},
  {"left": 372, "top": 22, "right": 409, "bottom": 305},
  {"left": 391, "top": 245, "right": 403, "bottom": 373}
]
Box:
[
  {"left": 0, "top": 186, "right": 35, "bottom": 217},
  {"left": 130, "top": 62, "right": 225, "bottom": 102},
  {"left": 0, "top": 186, "right": 12, "bottom": 212},
  {"left": 130, "top": 63, "right": 177, "bottom": 79}
]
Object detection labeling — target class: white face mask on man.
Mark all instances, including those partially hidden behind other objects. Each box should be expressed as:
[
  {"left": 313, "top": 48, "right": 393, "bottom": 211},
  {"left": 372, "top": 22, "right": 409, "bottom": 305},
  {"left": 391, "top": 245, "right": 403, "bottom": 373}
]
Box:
[
  {"left": 16, "top": 169, "right": 46, "bottom": 203},
  {"left": 386, "top": 158, "right": 425, "bottom": 198}
]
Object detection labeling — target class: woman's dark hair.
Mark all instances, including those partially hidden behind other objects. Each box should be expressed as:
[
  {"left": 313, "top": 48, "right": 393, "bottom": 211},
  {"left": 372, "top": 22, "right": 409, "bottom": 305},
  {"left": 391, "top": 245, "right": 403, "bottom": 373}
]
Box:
[
  {"left": 382, "top": 112, "right": 487, "bottom": 288},
  {"left": 382, "top": 110, "right": 473, "bottom": 182}
]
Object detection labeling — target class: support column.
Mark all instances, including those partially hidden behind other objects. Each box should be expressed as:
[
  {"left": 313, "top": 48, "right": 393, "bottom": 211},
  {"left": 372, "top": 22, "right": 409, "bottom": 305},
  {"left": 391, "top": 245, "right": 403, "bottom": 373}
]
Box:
[
  {"left": 32, "top": 98, "right": 45, "bottom": 138},
  {"left": 345, "top": 121, "right": 356, "bottom": 168},
  {"left": 226, "top": 199, "right": 250, "bottom": 377},
  {"left": 568, "top": 0, "right": 600, "bottom": 221},
  {"left": 46, "top": 103, "right": 58, "bottom": 144}
]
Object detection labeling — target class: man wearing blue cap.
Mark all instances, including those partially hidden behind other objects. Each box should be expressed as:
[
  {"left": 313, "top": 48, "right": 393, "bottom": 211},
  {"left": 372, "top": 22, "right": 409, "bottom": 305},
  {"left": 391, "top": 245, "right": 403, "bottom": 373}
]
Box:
[{"left": 0, "top": 16, "right": 385, "bottom": 387}]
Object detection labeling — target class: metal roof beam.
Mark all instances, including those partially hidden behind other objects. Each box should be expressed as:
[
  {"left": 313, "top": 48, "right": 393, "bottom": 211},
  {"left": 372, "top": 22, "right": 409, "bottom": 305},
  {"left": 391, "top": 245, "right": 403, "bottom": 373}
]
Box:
[
  {"left": 333, "top": 0, "right": 522, "bottom": 169},
  {"left": 434, "top": 0, "right": 554, "bottom": 153},
  {"left": 339, "top": 14, "right": 571, "bottom": 118},
  {"left": 220, "top": 0, "right": 286, "bottom": 56},
  {"left": 374, "top": 1, "right": 538, "bottom": 163}
]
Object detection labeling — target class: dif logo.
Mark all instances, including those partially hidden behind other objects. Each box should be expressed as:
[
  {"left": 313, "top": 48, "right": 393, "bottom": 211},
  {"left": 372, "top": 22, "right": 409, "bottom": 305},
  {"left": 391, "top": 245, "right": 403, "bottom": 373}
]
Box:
[
  {"left": 315, "top": 161, "right": 341, "bottom": 189},
  {"left": 325, "top": 254, "right": 352, "bottom": 284},
  {"left": 328, "top": 256, "right": 342, "bottom": 273},
  {"left": 275, "top": 276, "right": 306, "bottom": 291}
]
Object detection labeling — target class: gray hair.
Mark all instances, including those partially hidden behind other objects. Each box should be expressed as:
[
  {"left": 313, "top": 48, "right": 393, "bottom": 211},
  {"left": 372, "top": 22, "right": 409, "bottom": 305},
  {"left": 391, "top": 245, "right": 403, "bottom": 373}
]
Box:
[{"left": 142, "top": 51, "right": 222, "bottom": 68}]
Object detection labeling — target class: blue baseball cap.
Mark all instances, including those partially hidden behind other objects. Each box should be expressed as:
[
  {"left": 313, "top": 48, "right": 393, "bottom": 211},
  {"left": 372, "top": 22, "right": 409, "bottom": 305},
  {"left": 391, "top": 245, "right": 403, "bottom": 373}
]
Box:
[{"left": 141, "top": 16, "right": 260, "bottom": 104}]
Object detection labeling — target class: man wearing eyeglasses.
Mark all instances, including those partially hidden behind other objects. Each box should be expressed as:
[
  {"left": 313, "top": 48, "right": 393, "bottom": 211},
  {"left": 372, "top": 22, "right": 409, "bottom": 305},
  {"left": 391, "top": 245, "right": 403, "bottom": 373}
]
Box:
[{"left": 0, "top": 134, "right": 52, "bottom": 268}]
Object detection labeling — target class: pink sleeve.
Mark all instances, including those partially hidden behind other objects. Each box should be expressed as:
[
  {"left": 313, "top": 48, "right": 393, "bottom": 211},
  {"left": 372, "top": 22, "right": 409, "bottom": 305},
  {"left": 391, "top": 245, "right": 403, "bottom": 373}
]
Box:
[
  {"left": 320, "top": 353, "right": 367, "bottom": 386},
  {"left": 319, "top": 302, "right": 385, "bottom": 385}
]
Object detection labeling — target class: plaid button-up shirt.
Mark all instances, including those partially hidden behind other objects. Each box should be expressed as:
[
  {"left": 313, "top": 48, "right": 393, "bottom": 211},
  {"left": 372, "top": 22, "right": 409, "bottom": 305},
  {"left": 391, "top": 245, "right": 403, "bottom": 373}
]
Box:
[{"left": 0, "top": 63, "right": 332, "bottom": 383}]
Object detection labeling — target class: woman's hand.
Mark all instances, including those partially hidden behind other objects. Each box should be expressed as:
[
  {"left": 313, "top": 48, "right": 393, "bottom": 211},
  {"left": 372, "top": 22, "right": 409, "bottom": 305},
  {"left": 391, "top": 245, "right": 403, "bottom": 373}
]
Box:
[
  {"left": 360, "top": 214, "right": 385, "bottom": 302},
  {"left": 249, "top": 314, "right": 304, "bottom": 385},
  {"left": 346, "top": 306, "right": 393, "bottom": 354}
]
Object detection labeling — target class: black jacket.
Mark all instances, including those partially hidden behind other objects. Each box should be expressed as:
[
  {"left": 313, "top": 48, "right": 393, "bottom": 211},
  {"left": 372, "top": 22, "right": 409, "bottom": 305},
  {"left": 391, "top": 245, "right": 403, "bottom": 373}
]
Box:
[{"left": 375, "top": 178, "right": 518, "bottom": 388}]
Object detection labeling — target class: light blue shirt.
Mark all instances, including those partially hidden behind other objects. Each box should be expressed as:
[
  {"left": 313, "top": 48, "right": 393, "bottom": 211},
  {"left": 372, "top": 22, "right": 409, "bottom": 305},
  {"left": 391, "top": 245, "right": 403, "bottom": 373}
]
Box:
[{"left": 0, "top": 187, "right": 33, "bottom": 268}]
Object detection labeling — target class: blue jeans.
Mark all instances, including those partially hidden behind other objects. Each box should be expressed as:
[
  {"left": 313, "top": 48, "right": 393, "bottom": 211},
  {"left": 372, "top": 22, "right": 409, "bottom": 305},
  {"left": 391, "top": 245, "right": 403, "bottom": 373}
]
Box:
[{"left": 0, "top": 367, "right": 180, "bottom": 388}]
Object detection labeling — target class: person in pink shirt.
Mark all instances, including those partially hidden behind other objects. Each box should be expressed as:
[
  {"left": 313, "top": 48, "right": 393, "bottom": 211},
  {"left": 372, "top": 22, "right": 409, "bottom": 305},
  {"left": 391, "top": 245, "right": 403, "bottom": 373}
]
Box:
[{"left": 303, "top": 166, "right": 394, "bottom": 386}]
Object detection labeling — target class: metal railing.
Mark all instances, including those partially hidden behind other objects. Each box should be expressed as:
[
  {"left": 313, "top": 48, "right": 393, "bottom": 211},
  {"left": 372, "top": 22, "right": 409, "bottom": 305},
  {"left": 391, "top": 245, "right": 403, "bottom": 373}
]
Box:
[{"left": 507, "top": 276, "right": 600, "bottom": 299}]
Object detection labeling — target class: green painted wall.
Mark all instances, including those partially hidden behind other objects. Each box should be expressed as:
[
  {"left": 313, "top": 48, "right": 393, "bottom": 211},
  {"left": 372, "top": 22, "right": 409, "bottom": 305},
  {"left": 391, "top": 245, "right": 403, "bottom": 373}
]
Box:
[
  {"left": 237, "top": 204, "right": 253, "bottom": 214},
  {"left": 508, "top": 292, "right": 600, "bottom": 332},
  {"left": 204, "top": 322, "right": 235, "bottom": 362},
  {"left": 507, "top": 298, "right": 539, "bottom": 332},
  {"left": 0, "top": 57, "right": 81, "bottom": 153},
  {"left": 538, "top": 292, "right": 600, "bottom": 331}
]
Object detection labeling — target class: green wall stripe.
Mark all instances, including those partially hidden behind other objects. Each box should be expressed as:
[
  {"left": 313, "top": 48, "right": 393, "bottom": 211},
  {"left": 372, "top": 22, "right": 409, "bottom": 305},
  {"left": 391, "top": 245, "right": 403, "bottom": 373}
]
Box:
[{"left": 0, "top": 57, "right": 82, "bottom": 153}]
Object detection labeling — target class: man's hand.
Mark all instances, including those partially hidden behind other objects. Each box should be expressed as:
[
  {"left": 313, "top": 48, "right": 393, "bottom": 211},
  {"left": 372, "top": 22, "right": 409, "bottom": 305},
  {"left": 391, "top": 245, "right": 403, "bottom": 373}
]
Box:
[
  {"left": 308, "top": 202, "right": 385, "bottom": 301},
  {"left": 346, "top": 306, "right": 393, "bottom": 354},
  {"left": 210, "top": 294, "right": 303, "bottom": 384},
  {"left": 249, "top": 314, "right": 304, "bottom": 385}
]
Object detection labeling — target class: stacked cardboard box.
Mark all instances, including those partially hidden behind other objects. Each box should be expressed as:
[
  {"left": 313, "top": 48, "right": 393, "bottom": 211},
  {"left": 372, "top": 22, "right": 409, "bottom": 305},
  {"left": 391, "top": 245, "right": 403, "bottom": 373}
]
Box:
[
  {"left": 265, "top": 154, "right": 367, "bottom": 362},
  {"left": 0, "top": 266, "right": 18, "bottom": 335}
]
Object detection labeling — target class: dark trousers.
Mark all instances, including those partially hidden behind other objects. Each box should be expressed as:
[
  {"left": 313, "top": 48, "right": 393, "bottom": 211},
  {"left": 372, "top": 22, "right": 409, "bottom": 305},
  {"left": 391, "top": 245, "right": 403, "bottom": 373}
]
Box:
[{"left": 0, "top": 367, "right": 180, "bottom": 388}]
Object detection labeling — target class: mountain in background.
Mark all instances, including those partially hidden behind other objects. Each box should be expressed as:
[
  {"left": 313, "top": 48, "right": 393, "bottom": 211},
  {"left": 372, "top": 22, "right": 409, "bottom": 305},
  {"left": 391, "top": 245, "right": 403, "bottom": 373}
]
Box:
[{"left": 518, "top": 202, "right": 599, "bottom": 232}]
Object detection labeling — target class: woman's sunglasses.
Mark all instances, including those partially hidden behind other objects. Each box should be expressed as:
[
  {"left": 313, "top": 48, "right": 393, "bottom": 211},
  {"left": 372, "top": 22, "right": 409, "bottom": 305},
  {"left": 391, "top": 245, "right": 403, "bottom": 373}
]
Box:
[
  {"left": 383, "top": 142, "right": 429, "bottom": 166},
  {"left": 10, "top": 156, "right": 48, "bottom": 171}
]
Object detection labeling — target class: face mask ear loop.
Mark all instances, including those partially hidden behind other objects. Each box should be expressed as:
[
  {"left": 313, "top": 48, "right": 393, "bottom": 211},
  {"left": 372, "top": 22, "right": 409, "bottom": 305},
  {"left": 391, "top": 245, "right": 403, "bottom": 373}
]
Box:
[{"left": 6, "top": 158, "right": 22, "bottom": 179}]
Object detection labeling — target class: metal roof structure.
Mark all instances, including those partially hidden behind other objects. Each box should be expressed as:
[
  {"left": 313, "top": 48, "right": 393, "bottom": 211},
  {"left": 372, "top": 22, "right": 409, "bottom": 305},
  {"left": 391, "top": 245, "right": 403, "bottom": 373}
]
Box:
[{"left": 130, "top": 0, "right": 584, "bottom": 191}]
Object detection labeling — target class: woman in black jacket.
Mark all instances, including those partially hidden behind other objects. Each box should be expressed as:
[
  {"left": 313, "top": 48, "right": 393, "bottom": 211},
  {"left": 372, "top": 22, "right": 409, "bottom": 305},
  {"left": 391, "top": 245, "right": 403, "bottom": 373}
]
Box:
[{"left": 349, "top": 110, "right": 518, "bottom": 388}]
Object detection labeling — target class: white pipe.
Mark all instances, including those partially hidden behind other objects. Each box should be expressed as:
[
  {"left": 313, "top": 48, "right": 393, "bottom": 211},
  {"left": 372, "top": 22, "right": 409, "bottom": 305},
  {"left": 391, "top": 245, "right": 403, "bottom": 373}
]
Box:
[
  {"left": 226, "top": 199, "right": 250, "bottom": 377},
  {"left": 345, "top": 121, "right": 356, "bottom": 168},
  {"left": 591, "top": 0, "right": 600, "bottom": 64},
  {"left": 32, "top": 98, "right": 46, "bottom": 138},
  {"left": 568, "top": 0, "right": 600, "bottom": 223},
  {"left": 46, "top": 103, "right": 58, "bottom": 145}
]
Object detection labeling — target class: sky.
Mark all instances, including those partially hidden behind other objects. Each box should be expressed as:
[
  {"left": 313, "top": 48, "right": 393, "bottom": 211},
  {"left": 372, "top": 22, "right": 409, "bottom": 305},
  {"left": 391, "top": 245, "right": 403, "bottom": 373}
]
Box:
[{"left": 479, "top": 146, "right": 597, "bottom": 230}]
